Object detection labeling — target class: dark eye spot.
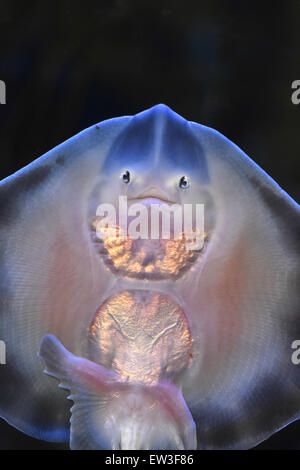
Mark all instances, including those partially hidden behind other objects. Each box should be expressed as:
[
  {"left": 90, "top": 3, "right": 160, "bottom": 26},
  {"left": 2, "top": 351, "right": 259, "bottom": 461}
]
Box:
[
  {"left": 179, "top": 176, "right": 190, "bottom": 189},
  {"left": 121, "top": 170, "right": 130, "bottom": 184}
]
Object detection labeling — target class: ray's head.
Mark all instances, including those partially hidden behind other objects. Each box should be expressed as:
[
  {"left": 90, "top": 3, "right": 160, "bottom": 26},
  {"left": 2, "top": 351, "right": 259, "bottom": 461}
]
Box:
[
  {"left": 88, "top": 104, "right": 217, "bottom": 244},
  {"left": 97, "top": 104, "right": 211, "bottom": 207}
]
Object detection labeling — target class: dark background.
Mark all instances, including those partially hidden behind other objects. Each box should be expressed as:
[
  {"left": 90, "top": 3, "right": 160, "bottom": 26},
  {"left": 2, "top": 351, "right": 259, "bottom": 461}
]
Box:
[{"left": 0, "top": 0, "right": 299, "bottom": 450}]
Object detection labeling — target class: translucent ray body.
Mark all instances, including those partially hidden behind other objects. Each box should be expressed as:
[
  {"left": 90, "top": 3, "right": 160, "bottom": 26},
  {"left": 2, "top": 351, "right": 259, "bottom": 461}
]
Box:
[{"left": 0, "top": 104, "right": 299, "bottom": 449}]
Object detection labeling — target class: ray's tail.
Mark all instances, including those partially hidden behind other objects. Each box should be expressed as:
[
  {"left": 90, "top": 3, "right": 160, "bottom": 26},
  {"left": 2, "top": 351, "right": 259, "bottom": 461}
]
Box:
[{"left": 38, "top": 334, "right": 197, "bottom": 450}]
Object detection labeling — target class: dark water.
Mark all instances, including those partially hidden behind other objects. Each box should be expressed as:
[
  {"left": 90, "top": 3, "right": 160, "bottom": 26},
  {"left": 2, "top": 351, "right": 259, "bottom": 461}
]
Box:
[{"left": 0, "top": 0, "right": 299, "bottom": 450}]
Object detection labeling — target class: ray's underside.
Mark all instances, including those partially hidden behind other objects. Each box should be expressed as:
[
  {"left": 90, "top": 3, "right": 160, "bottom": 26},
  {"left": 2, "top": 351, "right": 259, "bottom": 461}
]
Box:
[{"left": 0, "top": 104, "right": 299, "bottom": 449}]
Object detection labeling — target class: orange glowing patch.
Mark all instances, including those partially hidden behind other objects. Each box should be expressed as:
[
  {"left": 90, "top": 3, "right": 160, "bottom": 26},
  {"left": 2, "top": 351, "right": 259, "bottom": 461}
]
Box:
[
  {"left": 88, "top": 290, "right": 192, "bottom": 385},
  {"left": 90, "top": 221, "right": 206, "bottom": 280}
]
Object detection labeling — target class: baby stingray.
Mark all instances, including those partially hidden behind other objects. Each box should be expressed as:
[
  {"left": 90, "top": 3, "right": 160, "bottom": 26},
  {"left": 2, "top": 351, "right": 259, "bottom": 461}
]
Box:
[{"left": 0, "top": 104, "right": 299, "bottom": 449}]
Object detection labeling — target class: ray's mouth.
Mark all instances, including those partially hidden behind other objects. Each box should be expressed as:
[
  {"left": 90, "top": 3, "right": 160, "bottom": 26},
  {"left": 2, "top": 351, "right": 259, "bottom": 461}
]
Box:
[
  {"left": 128, "top": 187, "right": 178, "bottom": 205},
  {"left": 129, "top": 196, "right": 177, "bottom": 205}
]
